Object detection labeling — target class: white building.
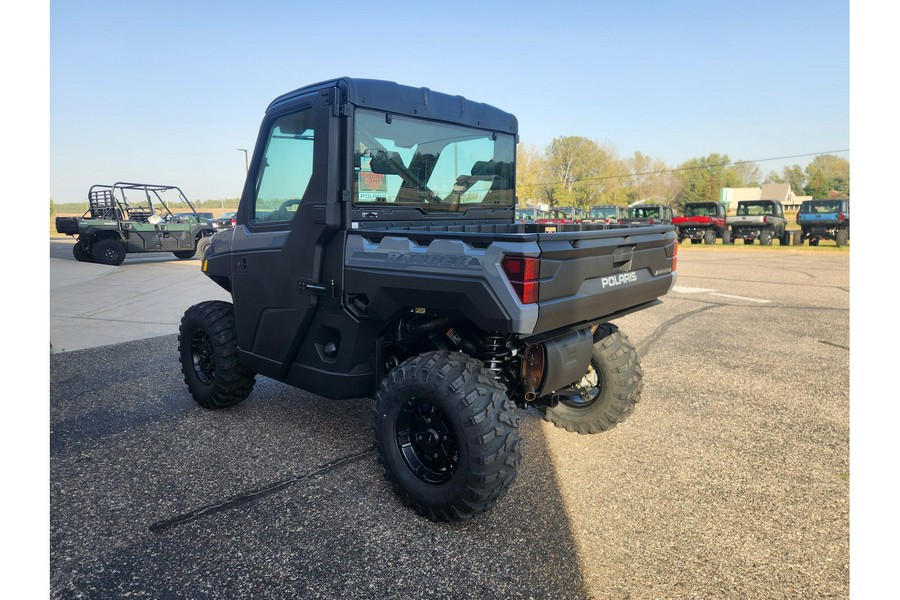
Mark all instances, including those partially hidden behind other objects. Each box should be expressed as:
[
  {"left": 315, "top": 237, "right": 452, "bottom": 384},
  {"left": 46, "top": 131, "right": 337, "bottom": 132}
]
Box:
[{"left": 720, "top": 184, "right": 810, "bottom": 212}]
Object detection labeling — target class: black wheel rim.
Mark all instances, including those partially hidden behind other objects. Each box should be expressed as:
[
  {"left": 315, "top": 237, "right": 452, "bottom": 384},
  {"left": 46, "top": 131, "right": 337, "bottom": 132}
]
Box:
[
  {"left": 562, "top": 359, "right": 602, "bottom": 408},
  {"left": 190, "top": 329, "right": 215, "bottom": 385},
  {"left": 395, "top": 399, "right": 458, "bottom": 485}
]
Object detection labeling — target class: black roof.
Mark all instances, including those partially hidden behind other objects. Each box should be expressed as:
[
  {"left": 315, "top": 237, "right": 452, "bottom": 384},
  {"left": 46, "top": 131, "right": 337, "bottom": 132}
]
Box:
[{"left": 267, "top": 77, "right": 518, "bottom": 134}]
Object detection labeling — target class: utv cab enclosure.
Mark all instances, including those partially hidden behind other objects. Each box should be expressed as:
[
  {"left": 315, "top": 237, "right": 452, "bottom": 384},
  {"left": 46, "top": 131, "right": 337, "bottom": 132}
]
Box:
[{"left": 179, "top": 77, "right": 677, "bottom": 521}]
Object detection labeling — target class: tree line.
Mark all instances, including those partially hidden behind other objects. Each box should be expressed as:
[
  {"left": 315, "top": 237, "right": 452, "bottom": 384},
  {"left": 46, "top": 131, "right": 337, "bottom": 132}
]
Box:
[{"left": 516, "top": 136, "right": 850, "bottom": 210}]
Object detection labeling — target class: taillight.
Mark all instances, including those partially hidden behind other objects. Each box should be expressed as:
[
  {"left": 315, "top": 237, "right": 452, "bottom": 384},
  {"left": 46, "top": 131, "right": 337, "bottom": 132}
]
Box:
[
  {"left": 230, "top": 217, "right": 236, "bottom": 226},
  {"left": 762, "top": 216, "right": 768, "bottom": 224},
  {"left": 648, "top": 219, "right": 655, "bottom": 224},
  {"left": 501, "top": 256, "right": 540, "bottom": 304},
  {"left": 838, "top": 213, "right": 845, "bottom": 222},
  {"left": 673, "top": 239, "right": 678, "bottom": 271}
]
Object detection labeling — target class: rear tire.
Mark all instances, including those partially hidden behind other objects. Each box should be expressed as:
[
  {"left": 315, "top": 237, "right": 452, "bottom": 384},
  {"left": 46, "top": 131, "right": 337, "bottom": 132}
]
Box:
[
  {"left": 703, "top": 229, "right": 716, "bottom": 245},
  {"left": 178, "top": 301, "right": 256, "bottom": 409},
  {"left": 373, "top": 351, "right": 521, "bottom": 521},
  {"left": 836, "top": 229, "right": 848, "bottom": 247},
  {"left": 72, "top": 240, "right": 94, "bottom": 262},
  {"left": 545, "top": 324, "right": 643, "bottom": 435},
  {"left": 759, "top": 230, "right": 772, "bottom": 246},
  {"left": 722, "top": 230, "right": 732, "bottom": 244},
  {"left": 92, "top": 238, "right": 126, "bottom": 266}
]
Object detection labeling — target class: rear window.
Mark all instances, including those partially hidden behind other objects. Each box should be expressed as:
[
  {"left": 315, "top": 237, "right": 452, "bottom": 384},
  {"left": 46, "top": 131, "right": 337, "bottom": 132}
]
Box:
[
  {"left": 353, "top": 109, "right": 515, "bottom": 211},
  {"left": 800, "top": 201, "right": 842, "bottom": 214}
]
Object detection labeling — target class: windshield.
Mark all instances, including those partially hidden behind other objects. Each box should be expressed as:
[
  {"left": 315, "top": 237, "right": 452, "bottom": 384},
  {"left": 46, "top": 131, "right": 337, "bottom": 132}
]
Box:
[
  {"left": 627, "top": 206, "right": 661, "bottom": 219},
  {"left": 737, "top": 202, "right": 774, "bottom": 216},
  {"left": 589, "top": 206, "right": 619, "bottom": 219},
  {"left": 800, "top": 200, "right": 842, "bottom": 214},
  {"left": 555, "top": 207, "right": 586, "bottom": 219},
  {"left": 515, "top": 208, "right": 547, "bottom": 220},
  {"left": 353, "top": 109, "right": 515, "bottom": 211},
  {"left": 684, "top": 203, "right": 717, "bottom": 217}
]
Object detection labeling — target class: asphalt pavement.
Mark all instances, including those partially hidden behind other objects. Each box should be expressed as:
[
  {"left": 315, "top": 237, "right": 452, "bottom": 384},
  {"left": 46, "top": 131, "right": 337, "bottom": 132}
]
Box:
[{"left": 49, "top": 238, "right": 850, "bottom": 599}]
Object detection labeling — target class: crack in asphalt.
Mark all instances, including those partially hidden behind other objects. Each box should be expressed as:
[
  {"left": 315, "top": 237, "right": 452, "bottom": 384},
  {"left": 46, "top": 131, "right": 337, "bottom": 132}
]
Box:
[
  {"left": 637, "top": 297, "right": 849, "bottom": 357},
  {"left": 634, "top": 305, "right": 718, "bottom": 357},
  {"left": 677, "top": 275, "right": 844, "bottom": 290},
  {"left": 148, "top": 448, "right": 375, "bottom": 534},
  {"left": 818, "top": 340, "right": 850, "bottom": 351}
]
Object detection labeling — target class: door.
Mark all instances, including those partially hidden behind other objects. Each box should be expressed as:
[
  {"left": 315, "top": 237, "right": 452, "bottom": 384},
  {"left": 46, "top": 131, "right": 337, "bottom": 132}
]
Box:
[{"left": 230, "top": 96, "right": 340, "bottom": 378}]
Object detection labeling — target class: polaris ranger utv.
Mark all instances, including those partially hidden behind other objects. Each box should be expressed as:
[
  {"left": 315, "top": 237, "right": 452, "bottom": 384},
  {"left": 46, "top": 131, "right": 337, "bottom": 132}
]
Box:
[
  {"left": 178, "top": 78, "right": 677, "bottom": 520},
  {"left": 796, "top": 198, "right": 849, "bottom": 246}
]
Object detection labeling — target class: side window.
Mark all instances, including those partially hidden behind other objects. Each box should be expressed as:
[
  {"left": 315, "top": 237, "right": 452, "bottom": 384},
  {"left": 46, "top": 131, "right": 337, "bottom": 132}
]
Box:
[{"left": 252, "top": 108, "right": 316, "bottom": 223}]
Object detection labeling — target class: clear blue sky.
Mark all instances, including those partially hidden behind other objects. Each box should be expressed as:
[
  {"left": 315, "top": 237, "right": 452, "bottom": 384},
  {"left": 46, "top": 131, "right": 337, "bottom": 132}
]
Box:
[{"left": 48, "top": 0, "right": 849, "bottom": 203}]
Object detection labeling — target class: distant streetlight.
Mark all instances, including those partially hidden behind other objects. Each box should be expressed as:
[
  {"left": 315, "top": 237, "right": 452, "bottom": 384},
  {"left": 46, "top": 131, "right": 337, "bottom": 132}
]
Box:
[{"left": 236, "top": 148, "right": 249, "bottom": 174}]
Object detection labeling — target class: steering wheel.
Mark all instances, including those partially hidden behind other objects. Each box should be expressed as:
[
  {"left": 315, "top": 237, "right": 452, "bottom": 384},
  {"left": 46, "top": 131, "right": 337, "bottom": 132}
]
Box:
[{"left": 276, "top": 199, "right": 301, "bottom": 220}]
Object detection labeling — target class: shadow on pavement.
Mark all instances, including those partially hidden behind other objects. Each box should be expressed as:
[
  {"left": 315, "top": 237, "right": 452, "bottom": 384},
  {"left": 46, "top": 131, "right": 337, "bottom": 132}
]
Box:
[{"left": 51, "top": 335, "right": 590, "bottom": 599}]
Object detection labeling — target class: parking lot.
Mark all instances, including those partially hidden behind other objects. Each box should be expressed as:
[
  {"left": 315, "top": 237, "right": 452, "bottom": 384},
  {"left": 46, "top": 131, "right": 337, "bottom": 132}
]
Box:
[{"left": 49, "top": 239, "right": 849, "bottom": 599}]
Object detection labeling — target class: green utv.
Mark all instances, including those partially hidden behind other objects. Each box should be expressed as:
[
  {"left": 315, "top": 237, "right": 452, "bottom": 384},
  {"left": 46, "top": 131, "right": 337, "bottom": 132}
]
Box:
[
  {"left": 55, "top": 182, "right": 216, "bottom": 265},
  {"left": 178, "top": 78, "right": 677, "bottom": 521}
]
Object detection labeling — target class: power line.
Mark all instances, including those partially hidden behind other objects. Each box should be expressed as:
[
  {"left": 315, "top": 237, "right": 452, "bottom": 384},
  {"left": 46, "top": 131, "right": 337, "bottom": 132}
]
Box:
[{"left": 518, "top": 149, "right": 850, "bottom": 189}]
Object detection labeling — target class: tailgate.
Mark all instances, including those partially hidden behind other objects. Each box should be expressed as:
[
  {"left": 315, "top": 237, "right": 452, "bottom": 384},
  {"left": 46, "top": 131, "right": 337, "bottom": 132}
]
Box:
[
  {"left": 344, "top": 225, "right": 676, "bottom": 337},
  {"left": 531, "top": 226, "right": 676, "bottom": 334},
  {"left": 798, "top": 213, "right": 838, "bottom": 225},
  {"left": 728, "top": 216, "right": 765, "bottom": 227}
]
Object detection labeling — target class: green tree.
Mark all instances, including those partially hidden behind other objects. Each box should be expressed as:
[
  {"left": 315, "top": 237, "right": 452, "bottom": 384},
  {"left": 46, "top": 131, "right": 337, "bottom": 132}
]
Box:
[
  {"left": 764, "top": 170, "right": 784, "bottom": 184},
  {"left": 515, "top": 143, "right": 546, "bottom": 205},
  {"left": 674, "top": 153, "right": 744, "bottom": 208},
  {"left": 782, "top": 164, "right": 806, "bottom": 194},
  {"left": 623, "top": 151, "right": 681, "bottom": 205},
  {"left": 804, "top": 154, "right": 849, "bottom": 197},
  {"left": 764, "top": 165, "right": 805, "bottom": 193},
  {"left": 541, "top": 136, "right": 625, "bottom": 208},
  {"left": 50, "top": 198, "right": 56, "bottom": 217},
  {"left": 732, "top": 161, "right": 762, "bottom": 187}
]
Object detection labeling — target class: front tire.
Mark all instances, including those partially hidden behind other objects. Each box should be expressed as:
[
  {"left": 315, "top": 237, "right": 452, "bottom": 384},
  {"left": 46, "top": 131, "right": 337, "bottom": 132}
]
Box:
[
  {"left": 92, "top": 238, "right": 125, "bottom": 265},
  {"left": 373, "top": 351, "right": 522, "bottom": 521},
  {"left": 178, "top": 301, "right": 256, "bottom": 409},
  {"left": 196, "top": 236, "right": 211, "bottom": 259},
  {"left": 545, "top": 324, "right": 643, "bottom": 434}
]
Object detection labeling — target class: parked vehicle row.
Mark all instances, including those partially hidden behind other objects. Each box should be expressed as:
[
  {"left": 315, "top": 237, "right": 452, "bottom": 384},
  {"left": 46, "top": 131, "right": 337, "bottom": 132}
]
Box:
[{"left": 519, "top": 199, "right": 848, "bottom": 247}]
